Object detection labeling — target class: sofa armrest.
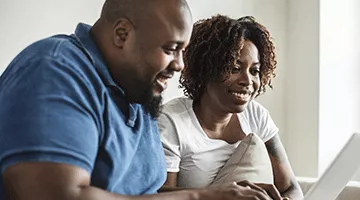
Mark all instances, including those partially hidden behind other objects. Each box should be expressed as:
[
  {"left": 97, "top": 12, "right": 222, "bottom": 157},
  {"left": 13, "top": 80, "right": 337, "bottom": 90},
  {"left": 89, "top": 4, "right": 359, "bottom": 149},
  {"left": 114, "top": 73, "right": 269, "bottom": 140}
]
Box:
[{"left": 296, "top": 176, "right": 360, "bottom": 200}]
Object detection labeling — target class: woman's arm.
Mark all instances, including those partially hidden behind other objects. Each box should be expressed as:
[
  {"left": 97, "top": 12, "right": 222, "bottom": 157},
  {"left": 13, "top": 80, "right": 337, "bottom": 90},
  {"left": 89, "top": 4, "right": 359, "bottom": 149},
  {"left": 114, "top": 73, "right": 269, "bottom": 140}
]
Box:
[
  {"left": 265, "top": 134, "right": 304, "bottom": 199},
  {"left": 158, "top": 172, "right": 186, "bottom": 192}
]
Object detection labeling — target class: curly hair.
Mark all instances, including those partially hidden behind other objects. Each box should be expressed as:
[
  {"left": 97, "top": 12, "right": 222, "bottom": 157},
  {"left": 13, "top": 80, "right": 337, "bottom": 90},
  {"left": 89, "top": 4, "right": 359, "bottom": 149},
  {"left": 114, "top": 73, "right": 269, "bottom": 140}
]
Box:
[{"left": 180, "top": 15, "right": 277, "bottom": 101}]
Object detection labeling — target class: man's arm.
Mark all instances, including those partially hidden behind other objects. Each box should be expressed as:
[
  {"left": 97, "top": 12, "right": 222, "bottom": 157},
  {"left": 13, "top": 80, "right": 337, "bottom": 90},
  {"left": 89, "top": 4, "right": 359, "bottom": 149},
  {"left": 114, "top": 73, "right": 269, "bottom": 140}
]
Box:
[
  {"left": 265, "top": 134, "right": 304, "bottom": 199},
  {"left": 2, "top": 162, "right": 192, "bottom": 200},
  {"left": 2, "top": 162, "right": 272, "bottom": 200}
]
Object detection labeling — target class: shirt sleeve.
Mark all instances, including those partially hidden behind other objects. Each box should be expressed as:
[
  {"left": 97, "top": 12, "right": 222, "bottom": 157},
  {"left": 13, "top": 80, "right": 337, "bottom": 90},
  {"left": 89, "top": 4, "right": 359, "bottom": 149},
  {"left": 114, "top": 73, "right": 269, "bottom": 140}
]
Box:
[
  {"left": 0, "top": 56, "right": 101, "bottom": 174},
  {"left": 257, "top": 104, "right": 279, "bottom": 142},
  {"left": 157, "top": 112, "right": 181, "bottom": 173}
]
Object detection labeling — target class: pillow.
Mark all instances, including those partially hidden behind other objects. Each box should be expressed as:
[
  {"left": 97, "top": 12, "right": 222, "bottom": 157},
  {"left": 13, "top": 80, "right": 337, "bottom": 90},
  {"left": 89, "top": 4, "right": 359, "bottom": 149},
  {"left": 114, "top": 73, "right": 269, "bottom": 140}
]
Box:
[{"left": 211, "top": 133, "right": 274, "bottom": 186}]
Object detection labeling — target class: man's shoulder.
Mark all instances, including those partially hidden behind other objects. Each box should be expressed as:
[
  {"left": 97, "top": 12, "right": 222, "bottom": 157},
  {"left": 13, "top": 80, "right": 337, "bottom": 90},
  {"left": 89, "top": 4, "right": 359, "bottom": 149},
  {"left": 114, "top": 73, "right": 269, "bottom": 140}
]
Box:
[
  {"left": 30, "top": 34, "right": 90, "bottom": 64},
  {"left": 11, "top": 34, "right": 90, "bottom": 72},
  {"left": 9, "top": 34, "right": 98, "bottom": 83},
  {"left": 0, "top": 34, "right": 102, "bottom": 101}
]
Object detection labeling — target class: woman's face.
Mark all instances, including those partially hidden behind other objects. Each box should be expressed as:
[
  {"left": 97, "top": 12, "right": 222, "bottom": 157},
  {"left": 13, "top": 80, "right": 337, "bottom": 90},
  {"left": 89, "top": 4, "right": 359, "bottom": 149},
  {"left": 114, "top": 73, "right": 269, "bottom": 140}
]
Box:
[{"left": 204, "top": 40, "right": 261, "bottom": 113}]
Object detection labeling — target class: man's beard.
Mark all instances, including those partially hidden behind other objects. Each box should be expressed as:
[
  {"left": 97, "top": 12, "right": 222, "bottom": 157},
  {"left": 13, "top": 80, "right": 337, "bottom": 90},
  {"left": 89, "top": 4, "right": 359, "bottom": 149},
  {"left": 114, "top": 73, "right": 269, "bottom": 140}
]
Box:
[{"left": 141, "top": 84, "right": 163, "bottom": 119}]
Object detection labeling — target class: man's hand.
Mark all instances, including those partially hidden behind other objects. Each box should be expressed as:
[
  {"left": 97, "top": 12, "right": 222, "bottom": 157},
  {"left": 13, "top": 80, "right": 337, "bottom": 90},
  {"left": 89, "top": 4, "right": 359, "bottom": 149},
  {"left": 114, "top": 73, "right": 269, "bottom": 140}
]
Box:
[{"left": 237, "top": 180, "right": 290, "bottom": 200}]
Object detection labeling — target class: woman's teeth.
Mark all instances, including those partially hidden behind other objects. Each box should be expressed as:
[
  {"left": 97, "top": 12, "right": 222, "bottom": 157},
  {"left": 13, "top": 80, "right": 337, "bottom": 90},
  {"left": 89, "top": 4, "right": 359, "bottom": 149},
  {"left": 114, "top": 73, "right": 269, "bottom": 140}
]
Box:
[{"left": 231, "top": 92, "right": 250, "bottom": 99}]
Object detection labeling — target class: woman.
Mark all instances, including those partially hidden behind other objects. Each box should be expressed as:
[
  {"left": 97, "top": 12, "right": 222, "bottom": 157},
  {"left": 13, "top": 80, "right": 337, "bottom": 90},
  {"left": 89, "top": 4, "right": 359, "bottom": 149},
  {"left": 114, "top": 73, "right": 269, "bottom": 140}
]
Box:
[{"left": 158, "top": 15, "right": 303, "bottom": 199}]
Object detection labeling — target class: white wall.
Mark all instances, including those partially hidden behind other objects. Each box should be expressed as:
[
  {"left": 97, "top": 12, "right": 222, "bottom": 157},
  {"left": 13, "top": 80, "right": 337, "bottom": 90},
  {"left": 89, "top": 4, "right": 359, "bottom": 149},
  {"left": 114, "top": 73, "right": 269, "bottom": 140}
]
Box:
[
  {"left": 285, "top": 0, "right": 360, "bottom": 179},
  {"left": 285, "top": 0, "right": 320, "bottom": 177},
  {"left": 0, "top": 0, "right": 103, "bottom": 74},
  {"left": 356, "top": 0, "right": 360, "bottom": 136},
  {"left": 319, "top": 0, "right": 360, "bottom": 178}
]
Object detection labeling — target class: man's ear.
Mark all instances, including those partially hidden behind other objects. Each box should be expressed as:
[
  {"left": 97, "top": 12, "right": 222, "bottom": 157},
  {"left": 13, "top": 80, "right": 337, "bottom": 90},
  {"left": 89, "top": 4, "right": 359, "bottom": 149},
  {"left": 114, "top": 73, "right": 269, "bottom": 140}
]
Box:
[{"left": 112, "top": 18, "right": 133, "bottom": 49}]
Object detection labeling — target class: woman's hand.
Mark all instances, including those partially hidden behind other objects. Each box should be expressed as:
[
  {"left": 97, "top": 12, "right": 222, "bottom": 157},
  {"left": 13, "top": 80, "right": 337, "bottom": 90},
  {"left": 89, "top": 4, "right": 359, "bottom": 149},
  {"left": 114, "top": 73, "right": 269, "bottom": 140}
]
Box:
[
  {"left": 237, "top": 180, "right": 290, "bottom": 200},
  {"left": 200, "top": 182, "right": 273, "bottom": 200}
]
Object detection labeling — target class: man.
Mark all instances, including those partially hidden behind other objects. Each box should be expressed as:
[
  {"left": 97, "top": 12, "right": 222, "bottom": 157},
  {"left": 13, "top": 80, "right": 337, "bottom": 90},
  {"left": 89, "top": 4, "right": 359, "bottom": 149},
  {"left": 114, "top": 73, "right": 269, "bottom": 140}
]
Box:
[{"left": 0, "top": 0, "right": 274, "bottom": 199}]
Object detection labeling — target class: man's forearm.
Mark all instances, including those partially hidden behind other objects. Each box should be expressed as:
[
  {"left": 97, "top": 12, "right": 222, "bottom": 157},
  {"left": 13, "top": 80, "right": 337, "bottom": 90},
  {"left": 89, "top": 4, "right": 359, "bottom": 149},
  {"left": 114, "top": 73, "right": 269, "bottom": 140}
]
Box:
[
  {"left": 76, "top": 186, "right": 199, "bottom": 200},
  {"left": 5, "top": 185, "right": 199, "bottom": 200}
]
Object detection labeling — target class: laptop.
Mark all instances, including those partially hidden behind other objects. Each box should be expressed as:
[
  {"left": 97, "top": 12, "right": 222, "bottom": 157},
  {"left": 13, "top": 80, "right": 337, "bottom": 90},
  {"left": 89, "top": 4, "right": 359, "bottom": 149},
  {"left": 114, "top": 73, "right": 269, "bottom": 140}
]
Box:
[{"left": 304, "top": 132, "right": 360, "bottom": 200}]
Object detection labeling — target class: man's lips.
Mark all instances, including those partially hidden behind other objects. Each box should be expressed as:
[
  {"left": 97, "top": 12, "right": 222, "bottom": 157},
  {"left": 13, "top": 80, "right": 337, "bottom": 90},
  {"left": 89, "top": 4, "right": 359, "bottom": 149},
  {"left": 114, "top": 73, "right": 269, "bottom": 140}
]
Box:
[{"left": 155, "top": 74, "right": 173, "bottom": 93}]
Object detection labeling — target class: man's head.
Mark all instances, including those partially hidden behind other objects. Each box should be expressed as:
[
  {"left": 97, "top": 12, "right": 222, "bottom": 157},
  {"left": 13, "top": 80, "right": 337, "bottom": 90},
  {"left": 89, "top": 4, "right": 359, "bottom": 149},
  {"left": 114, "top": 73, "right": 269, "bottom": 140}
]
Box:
[{"left": 92, "top": 0, "right": 193, "bottom": 118}]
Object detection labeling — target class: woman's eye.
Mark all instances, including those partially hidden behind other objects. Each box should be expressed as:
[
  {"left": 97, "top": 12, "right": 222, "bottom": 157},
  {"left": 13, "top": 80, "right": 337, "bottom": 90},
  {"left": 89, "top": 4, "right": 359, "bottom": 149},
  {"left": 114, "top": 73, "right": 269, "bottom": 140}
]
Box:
[
  {"left": 251, "top": 69, "right": 260, "bottom": 76},
  {"left": 231, "top": 67, "right": 241, "bottom": 73}
]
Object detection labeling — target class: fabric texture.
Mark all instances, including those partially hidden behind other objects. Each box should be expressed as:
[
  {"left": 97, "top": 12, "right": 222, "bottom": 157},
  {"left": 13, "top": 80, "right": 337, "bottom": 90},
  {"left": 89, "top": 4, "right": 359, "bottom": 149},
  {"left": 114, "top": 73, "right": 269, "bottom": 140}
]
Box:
[
  {"left": 0, "top": 23, "right": 166, "bottom": 198},
  {"left": 158, "top": 97, "right": 278, "bottom": 188},
  {"left": 211, "top": 133, "right": 273, "bottom": 186}
]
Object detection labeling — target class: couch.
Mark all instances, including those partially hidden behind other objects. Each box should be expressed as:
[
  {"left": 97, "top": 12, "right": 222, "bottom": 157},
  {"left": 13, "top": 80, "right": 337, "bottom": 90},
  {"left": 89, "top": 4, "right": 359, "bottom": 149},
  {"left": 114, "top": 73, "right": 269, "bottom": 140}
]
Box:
[{"left": 297, "top": 177, "right": 360, "bottom": 200}]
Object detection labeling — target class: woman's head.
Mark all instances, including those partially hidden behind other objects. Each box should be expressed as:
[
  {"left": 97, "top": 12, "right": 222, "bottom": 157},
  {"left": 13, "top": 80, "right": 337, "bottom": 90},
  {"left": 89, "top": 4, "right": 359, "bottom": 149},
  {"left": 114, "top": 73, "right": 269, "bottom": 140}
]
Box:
[{"left": 180, "top": 15, "right": 277, "bottom": 106}]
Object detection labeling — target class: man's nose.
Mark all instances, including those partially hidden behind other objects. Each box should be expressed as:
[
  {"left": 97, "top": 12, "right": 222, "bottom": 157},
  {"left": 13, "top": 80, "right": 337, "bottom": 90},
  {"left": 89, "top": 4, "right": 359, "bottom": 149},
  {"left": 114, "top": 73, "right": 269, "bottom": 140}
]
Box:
[{"left": 170, "top": 52, "right": 185, "bottom": 72}]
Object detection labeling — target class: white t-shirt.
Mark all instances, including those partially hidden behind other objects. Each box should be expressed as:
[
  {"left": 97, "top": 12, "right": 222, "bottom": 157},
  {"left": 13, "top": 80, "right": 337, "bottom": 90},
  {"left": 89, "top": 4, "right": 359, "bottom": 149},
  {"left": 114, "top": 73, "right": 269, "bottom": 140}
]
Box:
[{"left": 158, "top": 97, "right": 279, "bottom": 188}]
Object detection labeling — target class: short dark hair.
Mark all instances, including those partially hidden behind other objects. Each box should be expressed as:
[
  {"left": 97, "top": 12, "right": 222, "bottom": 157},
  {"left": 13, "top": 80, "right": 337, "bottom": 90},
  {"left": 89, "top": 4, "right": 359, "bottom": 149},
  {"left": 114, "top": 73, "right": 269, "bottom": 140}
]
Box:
[
  {"left": 101, "top": 0, "right": 190, "bottom": 24},
  {"left": 180, "top": 15, "right": 277, "bottom": 101}
]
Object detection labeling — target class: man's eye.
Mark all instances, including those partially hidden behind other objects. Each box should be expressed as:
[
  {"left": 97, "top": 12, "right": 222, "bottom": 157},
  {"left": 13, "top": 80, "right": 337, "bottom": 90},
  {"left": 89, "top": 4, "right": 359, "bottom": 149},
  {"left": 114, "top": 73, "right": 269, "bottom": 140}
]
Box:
[
  {"left": 164, "top": 46, "right": 185, "bottom": 56},
  {"left": 163, "top": 45, "right": 178, "bottom": 53},
  {"left": 167, "top": 47, "right": 177, "bottom": 51},
  {"left": 164, "top": 48, "right": 174, "bottom": 55}
]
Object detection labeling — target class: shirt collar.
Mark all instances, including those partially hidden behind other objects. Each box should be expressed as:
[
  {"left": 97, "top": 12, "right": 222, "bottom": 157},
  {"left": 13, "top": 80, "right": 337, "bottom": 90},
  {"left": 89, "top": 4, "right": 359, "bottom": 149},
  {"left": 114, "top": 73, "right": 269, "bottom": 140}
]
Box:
[
  {"left": 73, "top": 23, "right": 142, "bottom": 127},
  {"left": 73, "top": 23, "right": 119, "bottom": 89}
]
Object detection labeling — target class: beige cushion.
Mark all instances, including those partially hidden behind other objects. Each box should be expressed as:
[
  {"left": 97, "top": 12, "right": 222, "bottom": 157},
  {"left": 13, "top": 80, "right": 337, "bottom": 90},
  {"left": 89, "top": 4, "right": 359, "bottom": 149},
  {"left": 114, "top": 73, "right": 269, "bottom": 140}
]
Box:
[{"left": 211, "top": 133, "right": 273, "bottom": 186}]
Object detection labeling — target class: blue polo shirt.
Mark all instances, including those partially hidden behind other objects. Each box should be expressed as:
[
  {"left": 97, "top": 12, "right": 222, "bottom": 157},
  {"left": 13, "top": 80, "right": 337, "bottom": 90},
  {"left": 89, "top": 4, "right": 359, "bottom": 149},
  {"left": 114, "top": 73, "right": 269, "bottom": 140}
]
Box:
[{"left": 0, "top": 23, "right": 166, "bottom": 198}]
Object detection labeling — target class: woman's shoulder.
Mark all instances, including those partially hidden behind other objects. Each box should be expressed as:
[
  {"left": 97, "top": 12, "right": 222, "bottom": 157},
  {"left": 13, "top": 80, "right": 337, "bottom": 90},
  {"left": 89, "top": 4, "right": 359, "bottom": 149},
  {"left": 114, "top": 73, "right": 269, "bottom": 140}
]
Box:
[
  {"left": 161, "top": 96, "right": 193, "bottom": 116},
  {"left": 244, "top": 100, "right": 270, "bottom": 117},
  {"left": 239, "top": 100, "right": 278, "bottom": 142}
]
